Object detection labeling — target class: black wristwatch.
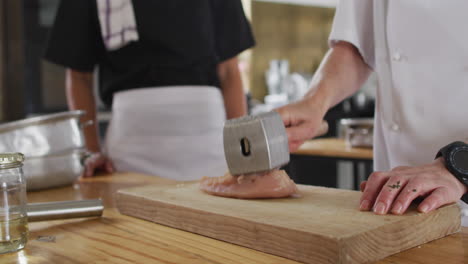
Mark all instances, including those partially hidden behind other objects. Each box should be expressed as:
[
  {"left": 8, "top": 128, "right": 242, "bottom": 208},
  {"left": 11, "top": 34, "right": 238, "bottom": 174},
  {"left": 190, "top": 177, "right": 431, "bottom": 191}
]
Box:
[{"left": 436, "top": 141, "right": 468, "bottom": 203}]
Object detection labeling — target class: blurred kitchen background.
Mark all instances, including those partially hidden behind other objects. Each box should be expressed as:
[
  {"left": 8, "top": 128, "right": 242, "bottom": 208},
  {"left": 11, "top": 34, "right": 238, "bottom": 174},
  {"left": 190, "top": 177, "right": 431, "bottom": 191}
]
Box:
[{"left": 0, "top": 0, "right": 375, "bottom": 190}]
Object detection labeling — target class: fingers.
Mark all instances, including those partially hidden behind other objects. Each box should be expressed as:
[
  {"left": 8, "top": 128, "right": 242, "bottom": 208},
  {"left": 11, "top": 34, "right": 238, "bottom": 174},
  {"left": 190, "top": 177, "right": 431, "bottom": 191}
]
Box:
[
  {"left": 360, "top": 167, "right": 421, "bottom": 214},
  {"left": 84, "top": 155, "right": 101, "bottom": 177},
  {"left": 369, "top": 173, "right": 449, "bottom": 215},
  {"left": 360, "top": 181, "right": 367, "bottom": 192},
  {"left": 275, "top": 106, "right": 293, "bottom": 127},
  {"left": 286, "top": 120, "right": 327, "bottom": 145},
  {"left": 276, "top": 106, "right": 310, "bottom": 146},
  {"left": 82, "top": 153, "right": 113, "bottom": 177},
  {"left": 418, "top": 187, "right": 451, "bottom": 213},
  {"left": 276, "top": 103, "right": 327, "bottom": 152},
  {"left": 316, "top": 121, "right": 329, "bottom": 137},
  {"left": 360, "top": 159, "right": 465, "bottom": 216},
  {"left": 392, "top": 166, "right": 411, "bottom": 171},
  {"left": 372, "top": 176, "right": 409, "bottom": 215},
  {"left": 289, "top": 141, "right": 305, "bottom": 152},
  {"left": 83, "top": 165, "right": 94, "bottom": 178},
  {"left": 359, "top": 171, "right": 390, "bottom": 211},
  {"left": 105, "top": 160, "right": 115, "bottom": 173},
  {"left": 389, "top": 176, "right": 429, "bottom": 214},
  {"left": 286, "top": 123, "right": 314, "bottom": 144}
]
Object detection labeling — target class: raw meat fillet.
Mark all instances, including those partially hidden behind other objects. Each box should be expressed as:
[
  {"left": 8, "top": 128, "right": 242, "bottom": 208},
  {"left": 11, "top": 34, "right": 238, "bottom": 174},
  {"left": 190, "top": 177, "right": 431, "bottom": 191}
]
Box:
[{"left": 199, "top": 170, "right": 298, "bottom": 199}]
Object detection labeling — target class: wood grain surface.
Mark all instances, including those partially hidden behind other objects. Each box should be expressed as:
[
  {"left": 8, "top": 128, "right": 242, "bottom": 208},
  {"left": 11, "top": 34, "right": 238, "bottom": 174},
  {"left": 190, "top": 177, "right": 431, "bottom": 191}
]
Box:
[
  {"left": 294, "top": 138, "right": 373, "bottom": 160},
  {"left": 0, "top": 172, "right": 467, "bottom": 264},
  {"left": 116, "top": 183, "right": 460, "bottom": 264}
]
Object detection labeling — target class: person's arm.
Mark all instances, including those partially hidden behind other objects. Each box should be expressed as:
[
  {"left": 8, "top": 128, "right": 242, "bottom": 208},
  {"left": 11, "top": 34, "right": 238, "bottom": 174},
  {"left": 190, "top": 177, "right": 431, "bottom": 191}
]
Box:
[
  {"left": 66, "top": 69, "right": 100, "bottom": 152},
  {"left": 217, "top": 57, "right": 247, "bottom": 119},
  {"left": 66, "top": 69, "right": 113, "bottom": 177},
  {"left": 277, "top": 41, "right": 372, "bottom": 151}
]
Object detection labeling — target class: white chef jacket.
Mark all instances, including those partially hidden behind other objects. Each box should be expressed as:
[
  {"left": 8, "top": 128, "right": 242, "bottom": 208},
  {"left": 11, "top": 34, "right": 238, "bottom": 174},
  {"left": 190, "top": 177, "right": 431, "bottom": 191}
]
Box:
[{"left": 329, "top": 0, "right": 468, "bottom": 172}]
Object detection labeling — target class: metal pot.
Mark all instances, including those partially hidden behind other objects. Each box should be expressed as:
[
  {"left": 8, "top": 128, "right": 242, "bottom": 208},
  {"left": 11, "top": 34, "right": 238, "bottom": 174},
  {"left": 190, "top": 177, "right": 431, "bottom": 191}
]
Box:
[
  {"left": 340, "top": 118, "right": 374, "bottom": 148},
  {"left": 0, "top": 110, "right": 86, "bottom": 157},
  {"left": 24, "top": 149, "right": 86, "bottom": 191},
  {"left": 0, "top": 110, "right": 89, "bottom": 190}
]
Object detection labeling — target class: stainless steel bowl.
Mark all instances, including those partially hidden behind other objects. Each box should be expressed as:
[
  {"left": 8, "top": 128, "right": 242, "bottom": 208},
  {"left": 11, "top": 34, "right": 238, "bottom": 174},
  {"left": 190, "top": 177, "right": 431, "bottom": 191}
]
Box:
[
  {"left": 0, "top": 111, "right": 85, "bottom": 157},
  {"left": 340, "top": 118, "right": 374, "bottom": 148},
  {"left": 24, "top": 149, "right": 86, "bottom": 191}
]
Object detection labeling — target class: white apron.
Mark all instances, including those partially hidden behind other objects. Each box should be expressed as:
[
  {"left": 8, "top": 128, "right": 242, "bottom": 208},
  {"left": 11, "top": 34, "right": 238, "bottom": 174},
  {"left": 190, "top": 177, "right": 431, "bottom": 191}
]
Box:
[{"left": 105, "top": 86, "right": 228, "bottom": 181}]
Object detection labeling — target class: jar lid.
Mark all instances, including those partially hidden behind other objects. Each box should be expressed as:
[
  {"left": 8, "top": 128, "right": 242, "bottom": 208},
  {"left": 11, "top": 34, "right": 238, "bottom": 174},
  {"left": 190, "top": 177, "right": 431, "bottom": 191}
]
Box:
[{"left": 0, "top": 153, "right": 25, "bottom": 169}]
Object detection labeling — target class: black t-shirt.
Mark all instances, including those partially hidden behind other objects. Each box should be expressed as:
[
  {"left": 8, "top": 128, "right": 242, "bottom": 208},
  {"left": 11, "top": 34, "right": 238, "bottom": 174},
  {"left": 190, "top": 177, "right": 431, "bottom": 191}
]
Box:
[{"left": 44, "top": 0, "right": 255, "bottom": 107}]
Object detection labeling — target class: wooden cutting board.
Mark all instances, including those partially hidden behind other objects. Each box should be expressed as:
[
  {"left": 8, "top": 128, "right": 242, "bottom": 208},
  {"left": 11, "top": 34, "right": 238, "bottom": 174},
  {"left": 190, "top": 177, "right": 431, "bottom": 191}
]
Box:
[{"left": 116, "top": 183, "right": 460, "bottom": 264}]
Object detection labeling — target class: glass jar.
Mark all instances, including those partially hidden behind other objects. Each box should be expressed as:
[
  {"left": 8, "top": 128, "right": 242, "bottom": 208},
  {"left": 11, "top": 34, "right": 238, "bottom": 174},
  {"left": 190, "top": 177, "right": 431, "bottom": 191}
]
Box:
[{"left": 0, "top": 153, "right": 28, "bottom": 254}]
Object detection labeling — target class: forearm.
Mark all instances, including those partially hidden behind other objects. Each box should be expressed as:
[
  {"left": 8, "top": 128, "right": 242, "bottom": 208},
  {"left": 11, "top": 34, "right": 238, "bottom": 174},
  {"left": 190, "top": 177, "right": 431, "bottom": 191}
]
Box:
[
  {"left": 305, "top": 41, "right": 372, "bottom": 117},
  {"left": 65, "top": 69, "right": 101, "bottom": 153},
  {"left": 217, "top": 57, "right": 247, "bottom": 119}
]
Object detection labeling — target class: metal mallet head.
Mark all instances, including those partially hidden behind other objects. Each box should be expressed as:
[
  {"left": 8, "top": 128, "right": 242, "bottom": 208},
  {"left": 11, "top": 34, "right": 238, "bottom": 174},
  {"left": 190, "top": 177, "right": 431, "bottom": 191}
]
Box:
[{"left": 223, "top": 111, "right": 290, "bottom": 175}]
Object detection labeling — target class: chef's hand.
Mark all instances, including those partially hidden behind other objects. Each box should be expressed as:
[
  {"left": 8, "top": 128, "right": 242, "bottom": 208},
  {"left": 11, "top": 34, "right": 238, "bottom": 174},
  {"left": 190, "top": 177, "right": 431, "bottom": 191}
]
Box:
[
  {"left": 359, "top": 158, "right": 468, "bottom": 215},
  {"left": 82, "top": 152, "right": 114, "bottom": 177},
  {"left": 276, "top": 100, "right": 328, "bottom": 152}
]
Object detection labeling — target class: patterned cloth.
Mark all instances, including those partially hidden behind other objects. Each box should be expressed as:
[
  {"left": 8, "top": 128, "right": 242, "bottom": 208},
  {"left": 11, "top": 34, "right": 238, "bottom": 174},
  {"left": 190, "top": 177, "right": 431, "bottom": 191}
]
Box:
[{"left": 96, "top": 0, "right": 139, "bottom": 50}]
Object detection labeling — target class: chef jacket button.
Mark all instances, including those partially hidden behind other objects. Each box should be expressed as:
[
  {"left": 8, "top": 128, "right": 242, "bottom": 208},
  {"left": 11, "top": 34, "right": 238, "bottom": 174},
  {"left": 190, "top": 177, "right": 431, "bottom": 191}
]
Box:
[
  {"left": 392, "top": 52, "right": 402, "bottom": 61},
  {"left": 391, "top": 123, "right": 399, "bottom": 131}
]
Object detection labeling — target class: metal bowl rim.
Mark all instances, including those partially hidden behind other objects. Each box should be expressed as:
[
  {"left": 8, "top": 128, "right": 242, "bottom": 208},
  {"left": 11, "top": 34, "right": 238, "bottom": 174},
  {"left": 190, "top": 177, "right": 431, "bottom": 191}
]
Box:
[
  {"left": 340, "top": 118, "right": 374, "bottom": 127},
  {"left": 24, "top": 148, "right": 87, "bottom": 160},
  {"left": 0, "top": 110, "right": 85, "bottom": 134}
]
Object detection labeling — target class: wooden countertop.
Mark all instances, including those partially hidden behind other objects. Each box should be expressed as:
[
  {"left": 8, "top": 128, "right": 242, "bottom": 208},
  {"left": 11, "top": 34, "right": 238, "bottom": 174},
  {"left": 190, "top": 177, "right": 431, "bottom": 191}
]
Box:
[
  {"left": 293, "top": 138, "right": 373, "bottom": 160},
  {"left": 1, "top": 173, "right": 467, "bottom": 263}
]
